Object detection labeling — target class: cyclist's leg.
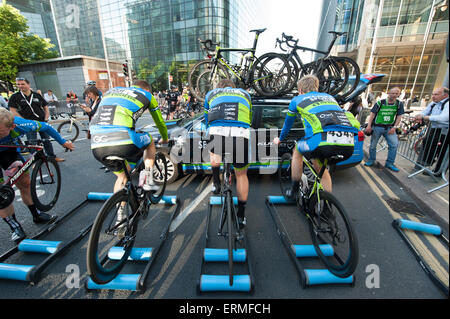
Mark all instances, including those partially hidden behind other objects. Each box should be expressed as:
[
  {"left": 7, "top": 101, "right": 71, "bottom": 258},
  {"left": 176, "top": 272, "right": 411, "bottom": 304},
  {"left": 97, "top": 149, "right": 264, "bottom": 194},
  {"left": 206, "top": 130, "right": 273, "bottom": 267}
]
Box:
[
  {"left": 312, "top": 159, "right": 332, "bottom": 193},
  {"left": 208, "top": 135, "right": 223, "bottom": 192}
]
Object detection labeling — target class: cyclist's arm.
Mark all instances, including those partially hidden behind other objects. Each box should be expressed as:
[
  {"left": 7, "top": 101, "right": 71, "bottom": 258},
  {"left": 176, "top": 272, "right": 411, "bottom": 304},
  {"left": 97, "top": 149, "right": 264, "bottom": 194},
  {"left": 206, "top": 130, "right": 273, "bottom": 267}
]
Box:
[
  {"left": 14, "top": 117, "right": 67, "bottom": 146},
  {"left": 148, "top": 96, "right": 169, "bottom": 141},
  {"left": 278, "top": 100, "right": 298, "bottom": 141}
]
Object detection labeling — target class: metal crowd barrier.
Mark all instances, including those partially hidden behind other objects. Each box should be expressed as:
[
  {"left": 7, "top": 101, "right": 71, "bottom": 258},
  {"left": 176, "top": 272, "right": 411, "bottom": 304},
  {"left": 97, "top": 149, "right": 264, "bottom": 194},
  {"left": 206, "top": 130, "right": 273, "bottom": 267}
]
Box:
[
  {"left": 397, "top": 119, "right": 449, "bottom": 193},
  {"left": 47, "top": 101, "right": 84, "bottom": 117}
]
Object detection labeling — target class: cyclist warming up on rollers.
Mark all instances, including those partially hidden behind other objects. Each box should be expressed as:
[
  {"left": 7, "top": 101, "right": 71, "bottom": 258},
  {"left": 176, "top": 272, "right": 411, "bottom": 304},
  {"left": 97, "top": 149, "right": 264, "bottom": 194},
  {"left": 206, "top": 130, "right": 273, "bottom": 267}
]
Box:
[
  {"left": 90, "top": 80, "right": 169, "bottom": 194},
  {"left": 0, "top": 108, "right": 74, "bottom": 243},
  {"left": 204, "top": 79, "right": 252, "bottom": 229},
  {"left": 273, "top": 75, "right": 360, "bottom": 198}
]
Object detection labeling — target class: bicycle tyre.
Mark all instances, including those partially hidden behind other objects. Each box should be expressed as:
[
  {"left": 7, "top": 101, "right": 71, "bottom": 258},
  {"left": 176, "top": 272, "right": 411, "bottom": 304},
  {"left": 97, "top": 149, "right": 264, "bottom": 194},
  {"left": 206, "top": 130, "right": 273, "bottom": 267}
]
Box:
[
  {"left": 226, "top": 190, "right": 235, "bottom": 286},
  {"left": 317, "top": 58, "right": 349, "bottom": 96},
  {"left": 253, "top": 53, "right": 291, "bottom": 97},
  {"left": 30, "top": 158, "right": 61, "bottom": 212},
  {"left": 86, "top": 190, "right": 138, "bottom": 284},
  {"left": 188, "top": 59, "right": 215, "bottom": 102},
  {"left": 57, "top": 120, "right": 79, "bottom": 142},
  {"left": 195, "top": 64, "right": 230, "bottom": 102},
  {"left": 308, "top": 190, "right": 358, "bottom": 278},
  {"left": 333, "top": 57, "right": 360, "bottom": 100},
  {"left": 149, "top": 152, "right": 168, "bottom": 204}
]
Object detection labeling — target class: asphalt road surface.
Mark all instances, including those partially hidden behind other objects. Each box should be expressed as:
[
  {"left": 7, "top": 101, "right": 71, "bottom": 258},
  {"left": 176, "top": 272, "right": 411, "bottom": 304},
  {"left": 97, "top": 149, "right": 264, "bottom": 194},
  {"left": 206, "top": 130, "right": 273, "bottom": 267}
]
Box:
[{"left": 0, "top": 117, "right": 447, "bottom": 301}]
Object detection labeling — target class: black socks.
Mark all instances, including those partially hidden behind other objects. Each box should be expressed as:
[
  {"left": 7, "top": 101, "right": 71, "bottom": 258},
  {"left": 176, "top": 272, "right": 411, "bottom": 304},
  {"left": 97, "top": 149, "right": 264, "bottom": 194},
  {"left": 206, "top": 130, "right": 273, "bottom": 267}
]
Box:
[
  {"left": 3, "top": 214, "right": 21, "bottom": 232},
  {"left": 237, "top": 200, "right": 246, "bottom": 219},
  {"left": 27, "top": 204, "right": 40, "bottom": 219}
]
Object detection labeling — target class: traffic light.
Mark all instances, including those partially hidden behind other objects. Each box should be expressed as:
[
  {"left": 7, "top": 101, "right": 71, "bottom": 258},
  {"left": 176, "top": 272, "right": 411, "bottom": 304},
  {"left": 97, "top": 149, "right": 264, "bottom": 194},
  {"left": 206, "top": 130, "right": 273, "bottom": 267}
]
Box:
[{"left": 122, "top": 61, "right": 129, "bottom": 77}]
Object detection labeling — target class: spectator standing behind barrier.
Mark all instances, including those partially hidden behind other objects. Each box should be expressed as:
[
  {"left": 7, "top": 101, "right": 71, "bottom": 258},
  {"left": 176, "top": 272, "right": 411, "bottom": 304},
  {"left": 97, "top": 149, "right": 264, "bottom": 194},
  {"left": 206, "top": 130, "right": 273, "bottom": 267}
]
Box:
[
  {"left": 8, "top": 78, "right": 65, "bottom": 162},
  {"left": 414, "top": 87, "right": 449, "bottom": 175},
  {"left": 80, "top": 86, "right": 102, "bottom": 140},
  {"left": 364, "top": 87, "right": 405, "bottom": 172}
]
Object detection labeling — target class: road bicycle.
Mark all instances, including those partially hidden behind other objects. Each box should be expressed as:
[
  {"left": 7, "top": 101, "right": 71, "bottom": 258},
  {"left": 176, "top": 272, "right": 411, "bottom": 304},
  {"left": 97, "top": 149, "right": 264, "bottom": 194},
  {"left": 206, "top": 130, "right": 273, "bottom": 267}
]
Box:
[
  {"left": 189, "top": 28, "right": 291, "bottom": 102},
  {"left": 0, "top": 141, "right": 62, "bottom": 212},
  {"left": 278, "top": 150, "right": 359, "bottom": 278},
  {"left": 86, "top": 145, "right": 170, "bottom": 284},
  {"left": 214, "top": 153, "right": 245, "bottom": 286},
  {"left": 56, "top": 112, "right": 90, "bottom": 142},
  {"left": 274, "top": 31, "right": 360, "bottom": 99}
]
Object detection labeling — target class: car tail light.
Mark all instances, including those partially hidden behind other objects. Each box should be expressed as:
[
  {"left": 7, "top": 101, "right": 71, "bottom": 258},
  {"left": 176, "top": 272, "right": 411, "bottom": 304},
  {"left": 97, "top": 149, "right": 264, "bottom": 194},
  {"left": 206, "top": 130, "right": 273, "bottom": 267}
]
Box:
[{"left": 358, "top": 131, "right": 365, "bottom": 142}]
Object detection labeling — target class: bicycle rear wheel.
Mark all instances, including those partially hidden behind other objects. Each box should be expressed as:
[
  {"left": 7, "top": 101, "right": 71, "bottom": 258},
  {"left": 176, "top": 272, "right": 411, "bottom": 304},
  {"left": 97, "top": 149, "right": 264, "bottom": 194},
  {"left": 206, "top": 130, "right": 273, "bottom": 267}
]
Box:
[
  {"left": 30, "top": 158, "right": 61, "bottom": 212},
  {"left": 308, "top": 190, "right": 358, "bottom": 278},
  {"left": 57, "top": 120, "right": 79, "bottom": 142},
  {"left": 86, "top": 190, "right": 139, "bottom": 284},
  {"left": 253, "top": 53, "right": 291, "bottom": 97},
  {"left": 226, "top": 190, "right": 235, "bottom": 286},
  {"left": 333, "top": 57, "right": 360, "bottom": 100},
  {"left": 149, "top": 152, "right": 168, "bottom": 204}
]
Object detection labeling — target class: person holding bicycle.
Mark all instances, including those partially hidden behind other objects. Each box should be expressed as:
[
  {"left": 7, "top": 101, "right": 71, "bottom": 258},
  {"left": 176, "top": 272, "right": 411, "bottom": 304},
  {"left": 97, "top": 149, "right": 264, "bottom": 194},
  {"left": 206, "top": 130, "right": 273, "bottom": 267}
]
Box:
[
  {"left": 0, "top": 108, "right": 74, "bottom": 243},
  {"left": 204, "top": 79, "right": 252, "bottom": 229},
  {"left": 273, "top": 75, "right": 360, "bottom": 198}
]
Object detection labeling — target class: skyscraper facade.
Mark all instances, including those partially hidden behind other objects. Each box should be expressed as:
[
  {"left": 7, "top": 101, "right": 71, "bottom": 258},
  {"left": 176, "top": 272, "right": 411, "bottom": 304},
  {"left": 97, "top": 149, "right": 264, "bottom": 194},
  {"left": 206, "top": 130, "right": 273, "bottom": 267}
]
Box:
[
  {"left": 323, "top": 0, "right": 449, "bottom": 103},
  {"left": 13, "top": 0, "right": 260, "bottom": 89}
]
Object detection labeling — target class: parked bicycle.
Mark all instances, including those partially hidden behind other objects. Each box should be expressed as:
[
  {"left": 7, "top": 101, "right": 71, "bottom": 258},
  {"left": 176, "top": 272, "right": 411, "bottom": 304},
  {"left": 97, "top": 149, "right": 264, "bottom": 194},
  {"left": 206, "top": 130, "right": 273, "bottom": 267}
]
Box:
[
  {"left": 86, "top": 144, "right": 171, "bottom": 284},
  {"left": 0, "top": 140, "right": 63, "bottom": 212},
  {"left": 273, "top": 31, "right": 360, "bottom": 99},
  {"left": 278, "top": 150, "right": 359, "bottom": 278},
  {"left": 189, "top": 28, "right": 292, "bottom": 102},
  {"left": 56, "top": 112, "right": 90, "bottom": 142}
]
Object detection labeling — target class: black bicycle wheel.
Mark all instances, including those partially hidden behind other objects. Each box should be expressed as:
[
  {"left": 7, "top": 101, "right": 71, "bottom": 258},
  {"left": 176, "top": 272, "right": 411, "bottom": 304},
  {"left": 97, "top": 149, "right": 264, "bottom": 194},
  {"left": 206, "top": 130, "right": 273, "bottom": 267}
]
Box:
[
  {"left": 30, "top": 158, "right": 61, "bottom": 212},
  {"left": 333, "top": 57, "right": 360, "bottom": 100},
  {"left": 308, "top": 190, "right": 359, "bottom": 278},
  {"left": 315, "top": 58, "right": 349, "bottom": 96},
  {"left": 57, "top": 120, "right": 79, "bottom": 142},
  {"left": 278, "top": 152, "right": 292, "bottom": 198},
  {"left": 226, "top": 190, "right": 235, "bottom": 286},
  {"left": 149, "top": 152, "right": 168, "bottom": 204},
  {"left": 86, "top": 190, "right": 138, "bottom": 284},
  {"left": 254, "top": 53, "right": 291, "bottom": 97},
  {"left": 195, "top": 64, "right": 230, "bottom": 102}
]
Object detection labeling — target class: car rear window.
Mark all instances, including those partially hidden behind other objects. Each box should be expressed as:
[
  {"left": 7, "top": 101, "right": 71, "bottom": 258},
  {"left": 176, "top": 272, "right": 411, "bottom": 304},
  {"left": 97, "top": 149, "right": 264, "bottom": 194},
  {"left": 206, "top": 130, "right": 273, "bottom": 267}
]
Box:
[{"left": 259, "top": 105, "right": 303, "bottom": 129}]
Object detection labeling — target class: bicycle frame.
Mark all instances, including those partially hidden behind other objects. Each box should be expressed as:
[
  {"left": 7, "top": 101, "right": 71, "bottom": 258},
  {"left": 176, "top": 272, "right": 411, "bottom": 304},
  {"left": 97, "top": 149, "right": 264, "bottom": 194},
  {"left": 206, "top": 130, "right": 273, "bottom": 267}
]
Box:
[
  {"left": 218, "top": 161, "right": 240, "bottom": 235},
  {"left": 0, "top": 144, "right": 46, "bottom": 186}
]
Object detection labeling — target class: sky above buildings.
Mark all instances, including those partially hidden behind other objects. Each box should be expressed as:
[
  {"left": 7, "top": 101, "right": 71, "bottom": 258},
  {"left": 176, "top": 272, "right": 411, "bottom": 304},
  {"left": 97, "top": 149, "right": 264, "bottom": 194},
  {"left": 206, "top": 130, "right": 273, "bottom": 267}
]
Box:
[{"left": 254, "top": 0, "right": 325, "bottom": 62}]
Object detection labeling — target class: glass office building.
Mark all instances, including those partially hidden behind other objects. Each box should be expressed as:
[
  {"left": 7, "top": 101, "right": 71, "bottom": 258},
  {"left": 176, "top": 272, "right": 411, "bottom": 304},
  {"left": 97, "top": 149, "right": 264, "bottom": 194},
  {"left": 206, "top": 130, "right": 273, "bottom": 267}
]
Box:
[
  {"left": 7, "top": 0, "right": 60, "bottom": 53},
  {"left": 42, "top": 0, "right": 260, "bottom": 89},
  {"left": 329, "top": 0, "right": 449, "bottom": 103}
]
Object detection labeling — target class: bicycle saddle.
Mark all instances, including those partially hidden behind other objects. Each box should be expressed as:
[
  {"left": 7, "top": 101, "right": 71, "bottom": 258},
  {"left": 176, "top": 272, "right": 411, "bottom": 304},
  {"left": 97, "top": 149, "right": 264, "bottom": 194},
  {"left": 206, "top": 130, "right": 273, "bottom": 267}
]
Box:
[
  {"left": 328, "top": 31, "right": 347, "bottom": 36},
  {"left": 250, "top": 28, "right": 267, "bottom": 34}
]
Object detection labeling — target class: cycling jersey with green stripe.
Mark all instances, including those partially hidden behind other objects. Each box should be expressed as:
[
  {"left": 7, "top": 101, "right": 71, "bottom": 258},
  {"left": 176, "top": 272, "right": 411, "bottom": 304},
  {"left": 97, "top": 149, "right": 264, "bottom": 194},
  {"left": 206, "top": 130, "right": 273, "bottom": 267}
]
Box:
[{"left": 90, "top": 86, "right": 168, "bottom": 141}]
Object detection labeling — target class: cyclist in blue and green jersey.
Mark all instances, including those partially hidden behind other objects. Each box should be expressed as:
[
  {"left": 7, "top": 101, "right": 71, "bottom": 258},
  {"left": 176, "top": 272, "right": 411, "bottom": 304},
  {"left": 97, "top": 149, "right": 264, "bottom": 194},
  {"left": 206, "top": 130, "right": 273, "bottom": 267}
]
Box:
[
  {"left": 204, "top": 79, "right": 252, "bottom": 229},
  {"left": 90, "top": 80, "right": 169, "bottom": 195},
  {"left": 0, "top": 108, "right": 74, "bottom": 242},
  {"left": 274, "top": 75, "right": 360, "bottom": 198}
]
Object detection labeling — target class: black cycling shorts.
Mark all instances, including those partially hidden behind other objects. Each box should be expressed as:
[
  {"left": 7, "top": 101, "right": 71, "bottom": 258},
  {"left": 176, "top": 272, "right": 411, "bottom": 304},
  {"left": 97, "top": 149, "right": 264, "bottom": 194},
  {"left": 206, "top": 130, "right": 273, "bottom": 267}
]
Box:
[
  {"left": 168, "top": 100, "right": 177, "bottom": 112},
  {"left": 303, "top": 144, "right": 354, "bottom": 165},
  {"left": 0, "top": 148, "right": 26, "bottom": 182},
  {"left": 207, "top": 135, "right": 250, "bottom": 170},
  {"left": 92, "top": 144, "right": 144, "bottom": 174}
]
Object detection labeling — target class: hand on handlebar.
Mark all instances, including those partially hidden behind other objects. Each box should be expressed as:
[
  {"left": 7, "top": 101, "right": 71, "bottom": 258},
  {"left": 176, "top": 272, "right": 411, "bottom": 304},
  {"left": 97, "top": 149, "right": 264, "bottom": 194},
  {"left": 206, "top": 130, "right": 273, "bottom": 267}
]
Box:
[
  {"left": 63, "top": 141, "right": 74, "bottom": 152},
  {"left": 273, "top": 137, "right": 281, "bottom": 145}
]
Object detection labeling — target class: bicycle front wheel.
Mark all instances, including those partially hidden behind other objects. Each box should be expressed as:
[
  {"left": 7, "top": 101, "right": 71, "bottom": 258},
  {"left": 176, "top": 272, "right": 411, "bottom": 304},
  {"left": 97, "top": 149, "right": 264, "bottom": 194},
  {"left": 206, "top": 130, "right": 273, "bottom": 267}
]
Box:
[
  {"left": 30, "top": 158, "right": 61, "bottom": 212},
  {"left": 86, "top": 190, "right": 139, "bottom": 284},
  {"left": 57, "top": 120, "right": 79, "bottom": 142},
  {"left": 149, "top": 152, "right": 168, "bottom": 204},
  {"left": 308, "top": 191, "right": 359, "bottom": 278}
]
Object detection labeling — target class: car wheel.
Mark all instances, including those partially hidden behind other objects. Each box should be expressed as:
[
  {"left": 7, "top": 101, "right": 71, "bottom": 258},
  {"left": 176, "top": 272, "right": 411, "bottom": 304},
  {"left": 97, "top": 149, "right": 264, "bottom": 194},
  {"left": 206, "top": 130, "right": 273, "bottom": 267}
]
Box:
[{"left": 154, "top": 152, "right": 180, "bottom": 184}]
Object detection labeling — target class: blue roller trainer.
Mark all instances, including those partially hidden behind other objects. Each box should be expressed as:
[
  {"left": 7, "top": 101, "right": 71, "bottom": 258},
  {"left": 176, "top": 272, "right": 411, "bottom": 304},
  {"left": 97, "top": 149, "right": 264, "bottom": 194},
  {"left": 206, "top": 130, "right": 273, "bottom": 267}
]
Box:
[
  {"left": 292, "top": 244, "right": 334, "bottom": 257},
  {"left": 199, "top": 275, "right": 251, "bottom": 292},
  {"left": 18, "top": 239, "right": 62, "bottom": 254},
  {"left": 397, "top": 219, "right": 442, "bottom": 236},
  {"left": 86, "top": 274, "right": 141, "bottom": 291},
  {"left": 304, "top": 269, "right": 354, "bottom": 285},
  {"left": 0, "top": 263, "right": 34, "bottom": 281},
  {"left": 210, "top": 196, "right": 238, "bottom": 206},
  {"left": 203, "top": 248, "right": 246, "bottom": 262}
]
